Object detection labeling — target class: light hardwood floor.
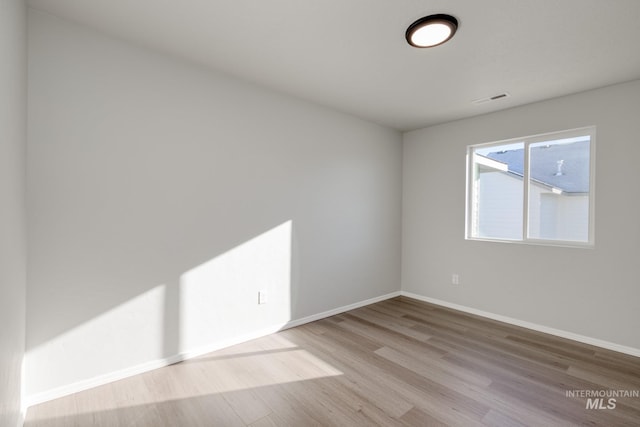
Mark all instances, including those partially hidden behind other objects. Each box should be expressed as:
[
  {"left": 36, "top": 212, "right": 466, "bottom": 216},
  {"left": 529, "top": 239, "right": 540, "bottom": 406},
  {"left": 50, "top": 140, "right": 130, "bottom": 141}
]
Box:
[{"left": 25, "top": 296, "right": 640, "bottom": 426}]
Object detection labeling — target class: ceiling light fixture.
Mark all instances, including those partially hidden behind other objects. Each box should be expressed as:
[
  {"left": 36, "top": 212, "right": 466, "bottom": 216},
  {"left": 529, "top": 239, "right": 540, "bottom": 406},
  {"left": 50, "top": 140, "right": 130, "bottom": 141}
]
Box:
[{"left": 406, "top": 14, "right": 458, "bottom": 48}]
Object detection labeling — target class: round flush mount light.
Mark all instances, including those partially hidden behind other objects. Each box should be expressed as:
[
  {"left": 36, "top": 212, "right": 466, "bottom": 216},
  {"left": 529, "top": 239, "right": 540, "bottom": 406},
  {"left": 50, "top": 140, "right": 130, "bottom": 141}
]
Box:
[{"left": 406, "top": 14, "right": 458, "bottom": 48}]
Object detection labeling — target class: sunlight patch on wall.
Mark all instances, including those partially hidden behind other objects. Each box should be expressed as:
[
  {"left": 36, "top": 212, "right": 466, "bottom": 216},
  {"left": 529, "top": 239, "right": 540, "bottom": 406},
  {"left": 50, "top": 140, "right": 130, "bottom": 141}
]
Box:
[
  {"left": 25, "top": 284, "right": 166, "bottom": 400},
  {"left": 25, "top": 221, "right": 296, "bottom": 404},
  {"left": 179, "top": 221, "right": 293, "bottom": 354}
]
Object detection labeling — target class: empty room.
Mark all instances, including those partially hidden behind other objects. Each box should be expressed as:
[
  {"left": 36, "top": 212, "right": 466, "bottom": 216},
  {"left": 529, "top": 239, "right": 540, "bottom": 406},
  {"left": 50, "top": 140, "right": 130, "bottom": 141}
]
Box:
[{"left": 2, "top": 0, "right": 640, "bottom": 426}]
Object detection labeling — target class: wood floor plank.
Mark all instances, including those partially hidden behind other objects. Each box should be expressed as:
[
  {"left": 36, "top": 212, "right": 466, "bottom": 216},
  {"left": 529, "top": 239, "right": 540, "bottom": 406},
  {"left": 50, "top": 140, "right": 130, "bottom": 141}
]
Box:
[
  {"left": 248, "top": 413, "right": 285, "bottom": 427},
  {"left": 374, "top": 346, "right": 572, "bottom": 427},
  {"left": 280, "top": 328, "right": 415, "bottom": 419},
  {"left": 339, "top": 312, "right": 447, "bottom": 359},
  {"left": 399, "top": 407, "right": 448, "bottom": 427},
  {"left": 25, "top": 297, "right": 640, "bottom": 426},
  {"left": 481, "top": 408, "right": 528, "bottom": 427}
]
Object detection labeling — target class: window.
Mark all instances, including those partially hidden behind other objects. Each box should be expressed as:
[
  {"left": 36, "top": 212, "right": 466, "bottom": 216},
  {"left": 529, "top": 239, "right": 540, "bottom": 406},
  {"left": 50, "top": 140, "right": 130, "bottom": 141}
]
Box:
[{"left": 466, "top": 127, "right": 595, "bottom": 246}]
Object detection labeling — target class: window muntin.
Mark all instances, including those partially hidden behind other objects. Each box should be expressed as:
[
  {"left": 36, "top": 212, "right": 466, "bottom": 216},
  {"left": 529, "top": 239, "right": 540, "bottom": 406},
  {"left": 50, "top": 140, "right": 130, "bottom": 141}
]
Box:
[{"left": 466, "top": 127, "right": 595, "bottom": 247}]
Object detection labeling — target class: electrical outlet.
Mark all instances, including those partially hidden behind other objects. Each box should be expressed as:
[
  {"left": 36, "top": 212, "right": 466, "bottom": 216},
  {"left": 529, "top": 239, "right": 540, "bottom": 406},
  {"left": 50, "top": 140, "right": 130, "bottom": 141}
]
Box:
[
  {"left": 258, "top": 290, "right": 268, "bottom": 304},
  {"left": 451, "top": 274, "right": 460, "bottom": 285}
]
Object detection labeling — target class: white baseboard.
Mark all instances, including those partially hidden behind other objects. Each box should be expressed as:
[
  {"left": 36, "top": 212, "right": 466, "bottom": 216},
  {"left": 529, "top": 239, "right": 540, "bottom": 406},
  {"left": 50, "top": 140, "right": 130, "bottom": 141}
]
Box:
[
  {"left": 21, "top": 357, "right": 27, "bottom": 425},
  {"left": 25, "top": 290, "right": 401, "bottom": 408},
  {"left": 178, "top": 291, "right": 402, "bottom": 361},
  {"left": 401, "top": 291, "right": 640, "bottom": 358},
  {"left": 25, "top": 354, "right": 183, "bottom": 408},
  {"left": 283, "top": 291, "right": 402, "bottom": 329}
]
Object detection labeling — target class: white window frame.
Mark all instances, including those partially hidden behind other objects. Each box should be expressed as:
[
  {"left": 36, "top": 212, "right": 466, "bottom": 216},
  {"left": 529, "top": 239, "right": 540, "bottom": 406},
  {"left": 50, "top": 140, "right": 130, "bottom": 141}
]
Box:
[{"left": 465, "top": 126, "right": 596, "bottom": 248}]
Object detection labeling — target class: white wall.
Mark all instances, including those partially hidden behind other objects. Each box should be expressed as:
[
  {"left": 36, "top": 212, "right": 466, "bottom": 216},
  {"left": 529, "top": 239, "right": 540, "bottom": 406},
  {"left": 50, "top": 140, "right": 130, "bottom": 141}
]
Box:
[
  {"left": 403, "top": 79, "right": 640, "bottom": 351},
  {"left": 0, "top": 0, "right": 27, "bottom": 425},
  {"left": 27, "top": 10, "right": 402, "bottom": 401}
]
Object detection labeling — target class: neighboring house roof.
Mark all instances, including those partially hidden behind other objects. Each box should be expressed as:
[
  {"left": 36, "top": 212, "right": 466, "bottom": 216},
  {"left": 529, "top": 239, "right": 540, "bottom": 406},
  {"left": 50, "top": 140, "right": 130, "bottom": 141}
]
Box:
[{"left": 483, "top": 140, "right": 590, "bottom": 193}]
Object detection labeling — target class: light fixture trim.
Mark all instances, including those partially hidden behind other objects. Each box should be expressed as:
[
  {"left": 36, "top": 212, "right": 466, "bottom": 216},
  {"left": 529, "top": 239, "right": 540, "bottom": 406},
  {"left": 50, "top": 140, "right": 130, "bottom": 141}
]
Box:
[{"left": 406, "top": 14, "right": 458, "bottom": 48}]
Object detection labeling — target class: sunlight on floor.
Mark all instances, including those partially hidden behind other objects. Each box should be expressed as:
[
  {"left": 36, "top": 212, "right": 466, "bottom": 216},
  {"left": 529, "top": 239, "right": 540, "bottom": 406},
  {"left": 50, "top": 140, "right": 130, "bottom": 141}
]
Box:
[
  {"left": 26, "top": 334, "right": 342, "bottom": 421},
  {"left": 191, "top": 334, "right": 343, "bottom": 394}
]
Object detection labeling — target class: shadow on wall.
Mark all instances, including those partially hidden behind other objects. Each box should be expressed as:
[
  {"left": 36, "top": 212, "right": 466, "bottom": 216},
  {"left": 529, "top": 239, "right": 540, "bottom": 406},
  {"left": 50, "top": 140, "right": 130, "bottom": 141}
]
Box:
[{"left": 25, "top": 220, "right": 297, "bottom": 400}]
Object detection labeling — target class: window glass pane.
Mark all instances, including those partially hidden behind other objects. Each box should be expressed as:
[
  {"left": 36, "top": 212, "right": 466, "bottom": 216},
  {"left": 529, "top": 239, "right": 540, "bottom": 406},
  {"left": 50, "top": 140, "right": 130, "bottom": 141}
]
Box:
[
  {"left": 527, "top": 136, "right": 590, "bottom": 242},
  {"left": 471, "top": 142, "right": 524, "bottom": 239}
]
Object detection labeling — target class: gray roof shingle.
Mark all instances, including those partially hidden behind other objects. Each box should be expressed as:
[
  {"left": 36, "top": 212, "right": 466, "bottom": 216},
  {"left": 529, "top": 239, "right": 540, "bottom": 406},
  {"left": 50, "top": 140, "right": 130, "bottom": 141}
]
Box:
[{"left": 484, "top": 140, "right": 590, "bottom": 193}]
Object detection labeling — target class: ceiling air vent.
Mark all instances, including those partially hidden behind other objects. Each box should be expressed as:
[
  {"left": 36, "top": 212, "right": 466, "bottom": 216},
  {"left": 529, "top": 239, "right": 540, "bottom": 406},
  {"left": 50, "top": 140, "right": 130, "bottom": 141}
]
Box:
[{"left": 472, "top": 92, "right": 511, "bottom": 105}]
